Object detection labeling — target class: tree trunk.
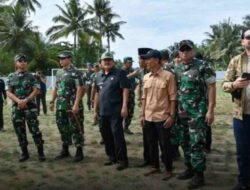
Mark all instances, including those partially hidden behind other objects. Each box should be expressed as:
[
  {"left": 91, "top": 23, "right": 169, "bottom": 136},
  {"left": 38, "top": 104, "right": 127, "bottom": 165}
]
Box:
[{"left": 107, "top": 32, "right": 110, "bottom": 52}]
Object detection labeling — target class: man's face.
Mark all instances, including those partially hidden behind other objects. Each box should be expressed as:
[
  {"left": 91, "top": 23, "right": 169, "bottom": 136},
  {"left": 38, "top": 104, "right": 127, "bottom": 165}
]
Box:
[
  {"left": 139, "top": 57, "right": 147, "bottom": 68},
  {"left": 101, "top": 58, "right": 114, "bottom": 70},
  {"left": 94, "top": 66, "right": 100, "bottom": 72},
  {"left": 174, "top": 56, "right": 182, "bottom": 64},
  {"left": 179, "top": 46, "right": 195, "bottom": 63},
  {"left": 124, "top": 62, "right": 132, "bottom": 69},
  {"left": 146, "top": 58, "right": 159, "bottom": 71},
  {"left": 59, "top": 57, "right": 71, "bottom": 68},
  {"left": 241, "top": 30, "right": 250, "bottom": 50},
  {"left": 16, "top": 59, "right": 28, "bottom": 71}
]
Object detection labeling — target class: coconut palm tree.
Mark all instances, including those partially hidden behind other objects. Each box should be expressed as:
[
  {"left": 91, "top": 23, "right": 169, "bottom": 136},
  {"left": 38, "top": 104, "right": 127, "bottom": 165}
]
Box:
[
  {"left": 0, "top": 3, "right": 37, "bottom": 54},
  {"left": 203, "top": 19, "right": 243, "bottom": 69},
  {"left": 102, "top": 14, "right": 126, "bottom": 52},
  {"left": 87, "top": 0, "right": 119, "bottom": 53},
  {"left": 46, "top": 0, "right": 94, "bottom": 53}
]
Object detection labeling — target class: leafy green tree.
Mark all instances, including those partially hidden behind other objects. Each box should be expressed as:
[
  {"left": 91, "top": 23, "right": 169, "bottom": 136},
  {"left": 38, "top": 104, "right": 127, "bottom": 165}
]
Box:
[
  {"left": 14, "top": 0, "right": 41, "bottom": 14},
  {"left": 0, "top": 3, "right": 37, "bottom": 54},
  {"left": 203, "top": 19, "right": 243, "bottom": 70}
]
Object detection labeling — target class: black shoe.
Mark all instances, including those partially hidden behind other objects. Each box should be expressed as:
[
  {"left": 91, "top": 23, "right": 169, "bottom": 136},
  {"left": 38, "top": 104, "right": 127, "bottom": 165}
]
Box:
[
  {"left": 99, "top": 139, "right": 104, "bottom": 145},
  {"left": 19, "top": 146, "right": 29, "bottom": 162},
  {"left": 55, "top": 145, "right": 70, "bottom": 160},
  {"left": 187, "top": 172, "right": 205, "bottom": 189},
  {"left": 124, "top": 128, "right": 133, "bottom": 135},
  {"left": 73, "top": 147, "right": 84, "bottom": 162},
  {"left": 232, "top": 184, "right": 250, "bottom": 190},
  {"left": 177, "top": 168, "right": 194, "bottom": 180},
  {"left": 116, "top": 162, "right": 128, "bottom": 171},
  {"left": 137, "top": 161, "right": 149, "bottom": 168},
  {"left": 104, "top": 160, "right": 116, "bottom": 166},
  {"left": 37, "top": 145, "right": 46, "bottom": 162}
]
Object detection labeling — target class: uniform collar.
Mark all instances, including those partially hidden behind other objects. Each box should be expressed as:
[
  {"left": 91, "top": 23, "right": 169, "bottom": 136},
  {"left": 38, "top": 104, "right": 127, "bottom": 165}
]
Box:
[
  {"left": 149, "top": 68, "right": 163, "bottom": 77},
  {"left": 101, "top": 67, "right": 116, "bottom": 76}
]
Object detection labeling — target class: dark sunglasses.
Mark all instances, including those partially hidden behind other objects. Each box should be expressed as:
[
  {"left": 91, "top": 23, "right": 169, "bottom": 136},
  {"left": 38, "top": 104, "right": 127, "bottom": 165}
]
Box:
[
  {"left": 180, "top": 46, "right": 192, "bottom": 52},
  {"left": 244, "top": 36, "right": 250, "bottom": 40},
  {"left": 17, "top": 59, "right": 27, "bottom": 63},
  {"left": 59, "top": 56, "right": 70, "bottom": 60}
]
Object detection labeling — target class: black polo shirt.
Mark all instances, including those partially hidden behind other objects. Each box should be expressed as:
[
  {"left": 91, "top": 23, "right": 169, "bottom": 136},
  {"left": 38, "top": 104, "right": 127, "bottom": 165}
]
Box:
[{"left": 96, "top": 67, "right": 130, "bottom": 116}]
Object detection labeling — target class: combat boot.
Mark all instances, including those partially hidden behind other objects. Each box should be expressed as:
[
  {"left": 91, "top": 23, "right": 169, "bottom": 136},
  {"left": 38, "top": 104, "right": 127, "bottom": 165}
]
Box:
[
  {"left": 187, "top": 171, "right": 205, "bottom": 189},
  {"left": 19, "top": 146, "right": 29, "bottom": 162},
  {"left": 37, "top": 145, "right": 46, "bottom": 162},
  {"left": 73, "top": 147, "right": 84, "bottom": 162},
  {"left": 55, "top": 145, "right": 70, "bottom": 160},
  {"left": 177, "top": 167, "right": 194, "bottom": 180}
]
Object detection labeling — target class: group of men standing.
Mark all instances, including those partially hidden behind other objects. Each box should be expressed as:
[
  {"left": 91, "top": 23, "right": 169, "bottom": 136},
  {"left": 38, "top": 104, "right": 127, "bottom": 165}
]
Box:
[{"left": 2, "top": 29, "right": 250, "bottom": 190}]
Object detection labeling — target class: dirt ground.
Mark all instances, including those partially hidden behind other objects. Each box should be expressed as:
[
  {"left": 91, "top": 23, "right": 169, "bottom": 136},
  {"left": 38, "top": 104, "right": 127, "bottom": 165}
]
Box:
[{"left": 0, "top": 84, "right": 239, "bottom": 190}]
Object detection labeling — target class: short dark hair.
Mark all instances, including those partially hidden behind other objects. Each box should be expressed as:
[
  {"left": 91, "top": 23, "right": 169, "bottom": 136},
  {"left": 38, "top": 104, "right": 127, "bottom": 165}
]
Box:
[{"left": 241, "top": 28, "right": 250, "bottom": 39}]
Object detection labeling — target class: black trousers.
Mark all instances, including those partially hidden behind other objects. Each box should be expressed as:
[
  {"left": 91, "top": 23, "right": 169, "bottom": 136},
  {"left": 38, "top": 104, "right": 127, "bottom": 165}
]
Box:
[
  {"left": 36, "top": 92, "right": 47, "bottom": 115},
  {"left": 142, "top": 126, "right": 150, "bottom": 163},
  {"left": 144, "top": 120, "right": 173, "bottom": 171},
  {"left": 100, "top": 115, "right": 128, "bottom": 164},
  {"left": 0, "top": 101, "right": 3, "bottom": 129}
]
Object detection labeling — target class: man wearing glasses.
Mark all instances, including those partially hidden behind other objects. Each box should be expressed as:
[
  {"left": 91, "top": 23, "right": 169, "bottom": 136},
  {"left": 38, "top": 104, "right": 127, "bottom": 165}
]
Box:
[
  {"left": 175, "top": 40, "right": 216, "bottom": 189},
  {"left": 50, "top": 50, "right": 85, "bottom": 162},
  {"left": 222, "top": 28, "right": 250, "bottom": 190},
  {"left": 6, "top": 54, "right": 46, "bottom": 162}
]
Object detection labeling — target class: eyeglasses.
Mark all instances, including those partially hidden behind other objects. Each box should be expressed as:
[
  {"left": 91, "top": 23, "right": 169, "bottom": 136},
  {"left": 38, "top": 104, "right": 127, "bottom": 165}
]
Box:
[{"left": 244, "top": 36, "right": 250, "bottom": 40}]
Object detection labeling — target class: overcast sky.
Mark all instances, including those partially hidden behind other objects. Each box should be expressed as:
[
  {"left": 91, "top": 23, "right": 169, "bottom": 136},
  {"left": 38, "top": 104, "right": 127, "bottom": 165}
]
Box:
[{"left": 31, "top": 0, "right": 249, "bottom": 65}]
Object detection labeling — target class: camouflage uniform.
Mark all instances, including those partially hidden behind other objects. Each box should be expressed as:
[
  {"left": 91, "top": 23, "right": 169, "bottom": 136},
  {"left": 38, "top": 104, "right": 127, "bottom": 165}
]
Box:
[
  {"left": 85, "top": 70, "right": 94, "bottom": 111},
  {"left": 55, "top": 65, "right": 84, "bottom": 147},
  {"left": 6, "top": 71, "right": 44, "bottom": 147},
  {"left": 174, "top": 58, "right": 215, "bottom": 172},
  {"left": 164, "top": 62, "right": 182, "bottom": 147},
  {"left": 122, "top": 67, "right": 136, "bottom": 129}
]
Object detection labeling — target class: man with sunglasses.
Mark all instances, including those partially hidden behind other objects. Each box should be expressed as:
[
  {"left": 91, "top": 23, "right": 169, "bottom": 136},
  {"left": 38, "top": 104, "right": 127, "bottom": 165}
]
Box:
[
  {"left": 222, "top": 28, "right": 250, "bottom": 190},
  {"left": 174, "top": 40, "right": 216, "bottom": 189},
  {"left": 6, "top": 54, "right": 46, "bottom": 162},
  {"left": 50, "top": 50, "right": 85, "bottom": 162}
]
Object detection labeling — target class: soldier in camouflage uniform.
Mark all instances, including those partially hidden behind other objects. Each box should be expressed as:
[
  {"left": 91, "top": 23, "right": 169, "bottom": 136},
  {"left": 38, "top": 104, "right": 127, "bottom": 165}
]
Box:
[
  {"left": 122, "top": 57, "right": 136, "bottom": 135},
  {"left": 85, "top": 63, "right": 94, "bottom": 111},
  {"left": 163, "top": 50, "right": 182, "bottom": 160},
  {"left": 173, "top": 40, "right": 216, "bottom": 189},
  {"left": 50, "top": 50, "right": 85, "bottom": 162},
  {"left": 6, "top": 54, "right": 46, "bottom": 162}
]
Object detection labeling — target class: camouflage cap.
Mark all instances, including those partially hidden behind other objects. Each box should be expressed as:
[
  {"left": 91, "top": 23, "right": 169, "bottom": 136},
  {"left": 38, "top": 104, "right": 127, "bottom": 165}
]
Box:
[
  {"left": 123, "top": 56, "right": 134, "bottom": 63},
  {"left": 179, "top": 40, "right": 195, "bottom": 51},
  {"left": 101, "top": 52, "right": 114, "bottom": 60},
  {"left": 14, "top": 53, "right": 27, "bottom": 62},
  {"left": 160, "top": 49, "right": 170, "bottom": 60},
  {"left": 57, "top": 50, "right": 72, "bottom": 58}
]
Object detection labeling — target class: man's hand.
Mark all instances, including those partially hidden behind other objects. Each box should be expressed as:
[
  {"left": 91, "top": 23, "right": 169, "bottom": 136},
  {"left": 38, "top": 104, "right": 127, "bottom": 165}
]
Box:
[
  {"left": 140, "top": 116, "right": 145, "bottom": 127},
  {"left": 49, "top": 102, "right": 54, "bottom": 112},
  {"left": 205, "top": 111, "right": 214, "bottom": 126},
  {"left": 72, "top": 104, "right": 79, "bottom": 114},
  {"left": 163, "top": 116, "right": 174, "bottom": 128},
  {"left": 233, "top": 77, "right": 250, "bottom": 89},
  {"left": 17, "top": 99, "right": 28, "bottom": 109},
  {"left": 121, "top": 105, "right": 128, "bottom": 118}
]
